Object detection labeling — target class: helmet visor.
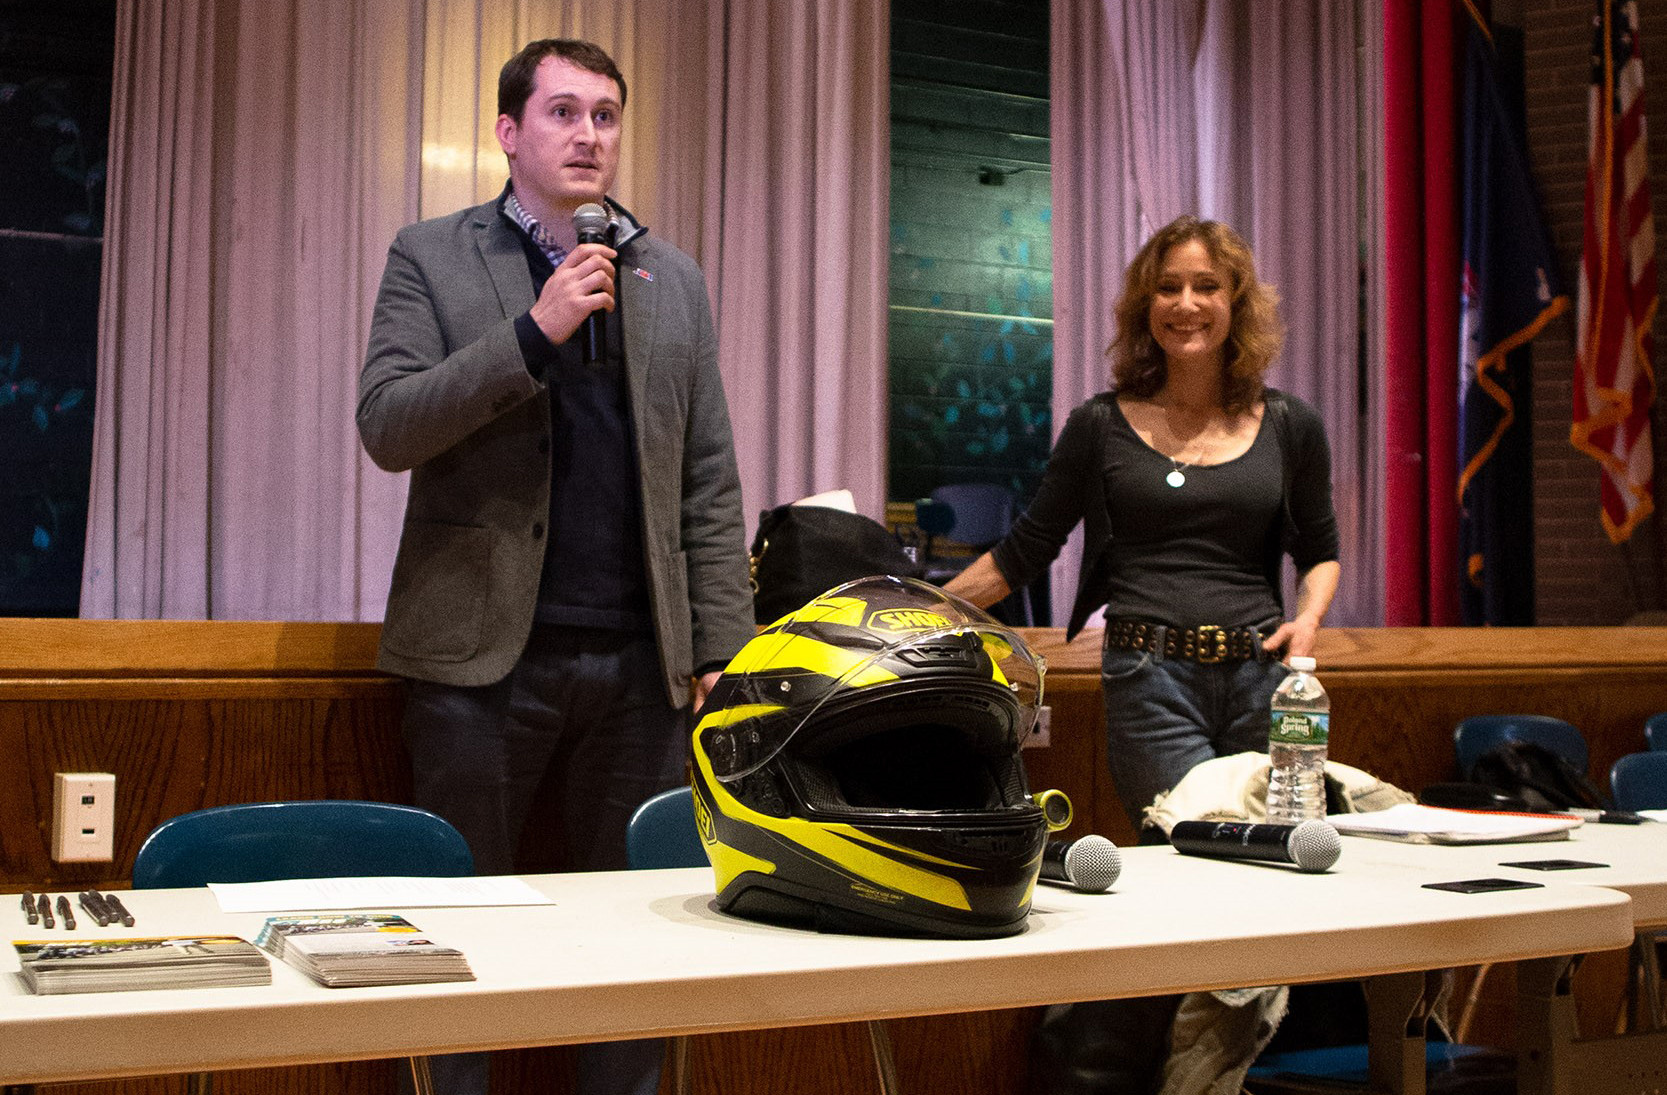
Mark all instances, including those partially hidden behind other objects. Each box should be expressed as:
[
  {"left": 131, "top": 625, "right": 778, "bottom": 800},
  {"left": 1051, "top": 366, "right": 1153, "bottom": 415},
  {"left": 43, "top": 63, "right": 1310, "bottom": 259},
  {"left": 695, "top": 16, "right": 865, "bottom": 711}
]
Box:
[{"left": 698, "top": 576, "right": 1044, "bottom": 781}]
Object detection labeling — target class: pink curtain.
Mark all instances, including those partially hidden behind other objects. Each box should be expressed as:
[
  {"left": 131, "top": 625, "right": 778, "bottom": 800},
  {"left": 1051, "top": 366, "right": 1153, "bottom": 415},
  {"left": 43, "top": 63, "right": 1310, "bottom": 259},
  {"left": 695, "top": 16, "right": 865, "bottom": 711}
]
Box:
[
  {"left": 654, "top": 0, "right": 891, "bottom": 523},
  {"left": 82, "top": 0, "right": 419, "bottom": 619},
  {"left": 1050, "top": 0, "right": 1379, "bottom": 626},
  {"left": 81, "top": 0, "right": 889, "bottom": 620}
]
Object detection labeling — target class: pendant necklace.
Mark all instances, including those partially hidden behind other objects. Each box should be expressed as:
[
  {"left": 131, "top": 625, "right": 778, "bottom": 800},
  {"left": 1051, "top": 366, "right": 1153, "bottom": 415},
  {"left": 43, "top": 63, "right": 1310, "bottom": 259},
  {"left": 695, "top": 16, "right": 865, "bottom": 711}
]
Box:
[{"left": 1166, "top": 434, "right": 1208, "bottom": 488}]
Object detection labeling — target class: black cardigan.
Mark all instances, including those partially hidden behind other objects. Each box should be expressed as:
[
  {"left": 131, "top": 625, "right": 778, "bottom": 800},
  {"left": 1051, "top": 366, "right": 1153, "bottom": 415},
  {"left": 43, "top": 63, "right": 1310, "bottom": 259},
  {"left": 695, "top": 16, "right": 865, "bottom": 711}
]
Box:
[{"left": 990, "top": 388, "right": 1341, "bottom": 639}]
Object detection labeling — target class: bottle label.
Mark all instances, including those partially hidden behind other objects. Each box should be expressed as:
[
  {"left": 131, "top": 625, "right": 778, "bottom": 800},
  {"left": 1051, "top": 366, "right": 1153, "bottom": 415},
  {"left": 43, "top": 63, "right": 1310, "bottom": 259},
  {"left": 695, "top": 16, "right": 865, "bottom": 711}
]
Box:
[{"left": 1271, "top": 710, "right": 1329, "bottom": 745}]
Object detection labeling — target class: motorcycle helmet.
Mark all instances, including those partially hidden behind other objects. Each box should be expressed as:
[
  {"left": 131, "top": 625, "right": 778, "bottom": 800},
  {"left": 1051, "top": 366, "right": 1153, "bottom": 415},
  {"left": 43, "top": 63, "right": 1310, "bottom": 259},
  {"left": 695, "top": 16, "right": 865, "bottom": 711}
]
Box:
[{"left": 691, "top": 575, "right": 1063, "bottom": 939}]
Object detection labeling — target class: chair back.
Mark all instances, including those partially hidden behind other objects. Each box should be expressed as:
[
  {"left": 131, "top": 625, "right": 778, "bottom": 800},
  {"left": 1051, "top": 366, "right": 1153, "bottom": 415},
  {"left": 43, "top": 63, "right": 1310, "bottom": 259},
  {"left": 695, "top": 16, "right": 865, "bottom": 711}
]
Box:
[
  {"left": 930, "top": 483, "right": 1016, "bottom": 549},
  {"left": 132, "top": 801, "right": 473, "bottom": 889},
  {"left": 627, "top": 787, "right": 707, "bottom": 870},
  {"left": 1610, "top": 751, "right": 1667, "bottom": 812},
  {"left": 1647, "top": 712, "right": 1667, "bottom": 752},
  {"left": 1453, "top": 715, "right": 1588, "bottom": 779}
]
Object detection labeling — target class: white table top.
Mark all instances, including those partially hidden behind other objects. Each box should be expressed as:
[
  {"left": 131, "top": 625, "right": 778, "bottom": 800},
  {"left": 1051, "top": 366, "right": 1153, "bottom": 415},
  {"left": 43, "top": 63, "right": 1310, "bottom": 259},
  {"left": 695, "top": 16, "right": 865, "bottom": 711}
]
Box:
[
  {"left": 0, "top": 848, "right": 1637, "bottom": 1084},
  {"left": 1335, "top": 818, "right": 1667, "bottom": 928}
]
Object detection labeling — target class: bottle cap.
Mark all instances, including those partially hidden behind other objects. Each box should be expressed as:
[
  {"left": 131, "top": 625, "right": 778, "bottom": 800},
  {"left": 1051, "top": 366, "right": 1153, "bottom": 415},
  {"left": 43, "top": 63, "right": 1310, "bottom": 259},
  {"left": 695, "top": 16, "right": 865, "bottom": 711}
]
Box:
[{"left": 1288, "top": 655, "right": 1316, "bottom": 672}]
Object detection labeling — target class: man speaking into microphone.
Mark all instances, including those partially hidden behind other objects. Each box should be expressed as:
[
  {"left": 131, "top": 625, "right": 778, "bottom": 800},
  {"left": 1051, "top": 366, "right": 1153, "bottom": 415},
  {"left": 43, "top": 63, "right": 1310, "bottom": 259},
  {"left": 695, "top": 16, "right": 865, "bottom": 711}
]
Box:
[{"left": 357, "top": 38, "right": 752, "bottom": 1095}]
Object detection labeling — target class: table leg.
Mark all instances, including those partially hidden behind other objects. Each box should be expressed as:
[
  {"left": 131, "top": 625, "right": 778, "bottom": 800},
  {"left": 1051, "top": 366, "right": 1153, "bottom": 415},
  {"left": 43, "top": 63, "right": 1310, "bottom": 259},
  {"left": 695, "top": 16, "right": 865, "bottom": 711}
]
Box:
[
  {"left": 1366, "top": 969, "right": 1437, "bottom": 1095},
  {"left": 1518, "top": 953, "right": 1667, "bottom": 1095}
]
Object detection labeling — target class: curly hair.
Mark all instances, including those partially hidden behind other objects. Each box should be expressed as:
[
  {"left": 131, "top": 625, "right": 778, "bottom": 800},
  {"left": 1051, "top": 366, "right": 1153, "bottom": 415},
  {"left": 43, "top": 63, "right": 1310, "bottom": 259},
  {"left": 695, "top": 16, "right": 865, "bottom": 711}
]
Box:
[{"left": 1107, "top": 215, "right": 1284, "bottom": 414}]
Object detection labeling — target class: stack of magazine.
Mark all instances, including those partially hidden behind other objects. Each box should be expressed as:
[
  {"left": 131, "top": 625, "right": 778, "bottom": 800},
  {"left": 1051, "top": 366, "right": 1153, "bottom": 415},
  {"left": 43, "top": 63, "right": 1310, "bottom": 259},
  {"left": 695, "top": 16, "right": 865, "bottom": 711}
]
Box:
[
  {"left": 13, "top": 936, "right": 271, "bottom": 995},
  {"left": 255, "top": 913, "right": 474, "bottom": 987}
]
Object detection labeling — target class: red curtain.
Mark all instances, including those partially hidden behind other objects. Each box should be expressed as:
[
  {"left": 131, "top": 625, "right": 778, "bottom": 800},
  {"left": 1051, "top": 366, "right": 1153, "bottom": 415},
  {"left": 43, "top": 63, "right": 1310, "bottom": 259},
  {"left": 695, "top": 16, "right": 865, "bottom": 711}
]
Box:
[{"left": 1384, "top": 0, "right": 1462, "bottom": 625}]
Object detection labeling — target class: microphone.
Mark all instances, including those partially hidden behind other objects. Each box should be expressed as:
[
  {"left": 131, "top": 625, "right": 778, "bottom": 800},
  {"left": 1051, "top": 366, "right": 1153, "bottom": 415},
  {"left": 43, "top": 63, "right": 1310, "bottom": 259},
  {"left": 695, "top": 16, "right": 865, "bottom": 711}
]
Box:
[
  {"left": 572, "top": 202, "right": 612, "bottom": 364},
  {"left": 1038, "top": 835, "right": 1122, "bottom": 892},
  {"left": 1169, "top": 819, "right": 1341, "bottom": 873}
]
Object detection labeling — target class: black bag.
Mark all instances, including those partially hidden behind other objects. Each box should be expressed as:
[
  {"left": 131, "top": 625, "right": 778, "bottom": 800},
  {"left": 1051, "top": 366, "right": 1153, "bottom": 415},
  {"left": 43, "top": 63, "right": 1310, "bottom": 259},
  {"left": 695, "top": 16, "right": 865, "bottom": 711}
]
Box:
[
  {"left": 748, "top": 504, "right": 924, "bottom": 624},
  {"left": 1466, "top": 740, "right": 1607, "bottom": 811}
]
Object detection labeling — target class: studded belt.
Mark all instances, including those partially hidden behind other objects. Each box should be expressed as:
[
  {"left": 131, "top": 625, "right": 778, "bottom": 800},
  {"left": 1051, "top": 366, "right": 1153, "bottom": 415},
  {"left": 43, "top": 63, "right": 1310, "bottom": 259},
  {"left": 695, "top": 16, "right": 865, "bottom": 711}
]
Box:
[{"left": 1104, "top": 619, "right": 1266, "bottom": 663}]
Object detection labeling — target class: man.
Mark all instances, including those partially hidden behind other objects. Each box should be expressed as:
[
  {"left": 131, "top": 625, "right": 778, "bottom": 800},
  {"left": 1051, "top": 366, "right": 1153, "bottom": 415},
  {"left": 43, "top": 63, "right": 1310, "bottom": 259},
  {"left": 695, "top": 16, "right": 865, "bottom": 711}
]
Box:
[{"left": 357, "top": 38, "right": 754, "bottom": 1095}]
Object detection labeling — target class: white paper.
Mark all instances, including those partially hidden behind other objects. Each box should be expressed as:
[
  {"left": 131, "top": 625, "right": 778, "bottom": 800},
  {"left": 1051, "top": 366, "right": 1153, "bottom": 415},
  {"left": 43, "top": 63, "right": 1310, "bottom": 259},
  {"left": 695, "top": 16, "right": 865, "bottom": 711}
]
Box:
[
  {"left": 1327, "top": 803, "right": 1582, "bottom": 844},
  {"left": 1639, "top": 809, "right": 1667, "bottom": 823},
  {"left": 210, "top": 876, "right": 554, "bottom": 913}
]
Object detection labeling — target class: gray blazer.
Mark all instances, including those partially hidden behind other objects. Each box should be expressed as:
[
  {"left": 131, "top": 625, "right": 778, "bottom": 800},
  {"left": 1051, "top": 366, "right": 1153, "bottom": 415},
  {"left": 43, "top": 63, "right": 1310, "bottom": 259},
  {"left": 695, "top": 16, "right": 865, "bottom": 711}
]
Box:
[{"left": 358, "top": 194, "right": 755, "bottom": 705}]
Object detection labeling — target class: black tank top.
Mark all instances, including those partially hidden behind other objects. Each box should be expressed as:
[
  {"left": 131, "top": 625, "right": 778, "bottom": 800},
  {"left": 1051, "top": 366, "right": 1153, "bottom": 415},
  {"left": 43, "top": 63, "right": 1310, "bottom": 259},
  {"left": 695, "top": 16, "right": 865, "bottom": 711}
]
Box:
[{"left": 1100, "top": 400, "right": 1284, "bottom": 629}]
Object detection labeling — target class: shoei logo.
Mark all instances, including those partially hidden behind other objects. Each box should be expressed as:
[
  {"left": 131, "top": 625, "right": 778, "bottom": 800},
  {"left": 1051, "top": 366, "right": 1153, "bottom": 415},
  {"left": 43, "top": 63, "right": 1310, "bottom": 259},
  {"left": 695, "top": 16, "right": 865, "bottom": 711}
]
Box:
[
  {"left": 868, "top": 609, "right": 953, "bottom": 633},
  {"left": 692, "top": 789, "right": 716, "bottom": 845}
]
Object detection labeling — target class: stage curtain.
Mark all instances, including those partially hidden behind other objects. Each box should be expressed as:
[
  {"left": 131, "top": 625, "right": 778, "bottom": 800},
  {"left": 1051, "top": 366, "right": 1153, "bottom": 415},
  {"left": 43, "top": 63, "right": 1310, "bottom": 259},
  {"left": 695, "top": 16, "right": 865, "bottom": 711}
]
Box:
[
  {"left": 1049, "top": 0, "right": 1378, "bottom": 627},
  {"left": 82, "top": 0, "right": 420, "bottom": 619},
  {"left": 82, "top": 0, "right": 889, "bottom": 619},
  {"left": 1382, "top": 0, "right": 1462, "bottom": 625}
]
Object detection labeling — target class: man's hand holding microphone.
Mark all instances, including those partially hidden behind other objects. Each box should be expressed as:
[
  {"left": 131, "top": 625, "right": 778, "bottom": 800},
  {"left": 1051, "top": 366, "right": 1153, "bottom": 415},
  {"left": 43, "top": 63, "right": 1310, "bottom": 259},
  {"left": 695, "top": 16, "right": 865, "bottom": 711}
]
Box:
[{"left": 529, "top": 204, "right": 616, "bottom": 360}]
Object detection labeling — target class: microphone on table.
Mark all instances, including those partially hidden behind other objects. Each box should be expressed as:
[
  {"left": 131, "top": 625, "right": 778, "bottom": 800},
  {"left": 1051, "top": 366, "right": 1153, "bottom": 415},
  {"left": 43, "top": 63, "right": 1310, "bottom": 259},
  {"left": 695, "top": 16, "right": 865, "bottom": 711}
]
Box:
[
  {"left": 1038, "top": 834, "right": 1122, "bottom": 892},
  {"left": 572, "top": 202, "right": 612, "bottom": 364},
  {"left": 1169, "top": 819, "right": 1341, "bottom": 873}
]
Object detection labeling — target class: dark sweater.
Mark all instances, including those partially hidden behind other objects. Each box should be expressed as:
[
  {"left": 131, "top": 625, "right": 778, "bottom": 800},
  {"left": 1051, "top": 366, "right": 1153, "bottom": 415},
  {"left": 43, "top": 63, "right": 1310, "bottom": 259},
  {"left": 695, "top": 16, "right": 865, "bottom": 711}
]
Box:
[{"left": 509, "top": 231, "right": 652, "bottom": 633}]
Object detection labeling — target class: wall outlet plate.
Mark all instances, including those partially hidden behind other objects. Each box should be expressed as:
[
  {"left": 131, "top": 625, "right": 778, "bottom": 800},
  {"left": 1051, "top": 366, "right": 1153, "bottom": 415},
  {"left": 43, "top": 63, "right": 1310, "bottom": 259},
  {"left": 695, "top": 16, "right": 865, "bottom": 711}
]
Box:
[
  {"left": 1025, "top": 705, "right": 1051, "bottom": 749},
  {"left": 51, "top": 772, "right": 115, "bottom": 862}
]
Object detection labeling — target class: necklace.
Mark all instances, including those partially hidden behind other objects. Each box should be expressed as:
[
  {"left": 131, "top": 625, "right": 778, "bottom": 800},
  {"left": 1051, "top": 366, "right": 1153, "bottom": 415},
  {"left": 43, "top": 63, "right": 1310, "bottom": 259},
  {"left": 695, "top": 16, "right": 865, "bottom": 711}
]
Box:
[{"left": 1166, "top": 460, "right": 1190, "bottom": 488}]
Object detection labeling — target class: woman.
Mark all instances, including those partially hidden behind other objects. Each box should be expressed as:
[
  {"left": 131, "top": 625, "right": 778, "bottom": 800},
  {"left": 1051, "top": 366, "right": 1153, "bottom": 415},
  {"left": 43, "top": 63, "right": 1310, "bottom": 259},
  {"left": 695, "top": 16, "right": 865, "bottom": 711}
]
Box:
[{"left": 946, "top": 215, "right": 1340, "bottom": 828}]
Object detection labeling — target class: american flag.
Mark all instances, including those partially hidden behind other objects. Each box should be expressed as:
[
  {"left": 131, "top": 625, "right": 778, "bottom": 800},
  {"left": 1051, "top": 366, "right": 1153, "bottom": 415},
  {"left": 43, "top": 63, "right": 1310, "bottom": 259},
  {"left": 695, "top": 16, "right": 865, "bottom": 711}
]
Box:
[{"left": 1572, "top": 0, "right": 1658, "bottom": 544}]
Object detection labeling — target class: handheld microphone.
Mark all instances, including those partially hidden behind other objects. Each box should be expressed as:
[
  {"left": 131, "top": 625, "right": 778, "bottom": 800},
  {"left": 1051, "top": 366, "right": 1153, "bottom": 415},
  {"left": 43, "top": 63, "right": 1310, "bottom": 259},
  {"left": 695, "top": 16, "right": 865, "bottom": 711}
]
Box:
[
  {"left": 1038, "top": 834, "right": 1122, "bottom": 892},
  {"left": 572, "top": 202, "right": 612, "bottom": 364},
  {"left": 1169, "top": 819, "right": 1341, "bottom": 873}
]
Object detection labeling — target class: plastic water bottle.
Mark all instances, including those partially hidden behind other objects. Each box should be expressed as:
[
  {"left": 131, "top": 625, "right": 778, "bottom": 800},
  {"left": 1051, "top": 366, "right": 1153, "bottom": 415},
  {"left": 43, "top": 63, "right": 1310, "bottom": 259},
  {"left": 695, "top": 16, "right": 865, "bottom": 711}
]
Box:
[{"left": 1267, "top": 655, "right": 1329, "bottom": 823}]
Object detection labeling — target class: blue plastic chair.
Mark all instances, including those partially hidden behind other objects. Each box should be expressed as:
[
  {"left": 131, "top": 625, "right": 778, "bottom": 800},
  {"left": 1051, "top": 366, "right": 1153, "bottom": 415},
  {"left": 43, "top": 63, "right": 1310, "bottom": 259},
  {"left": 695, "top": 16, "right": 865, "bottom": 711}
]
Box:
[
  {"left": 133, "top": 801, "right": 473, "bottom": 1095},
  {"left": 627, "top": 788, "right": 902, "bottom": 1095},
  {"left": 133, "top": 800, "right": 473, "bottom": 887},
  {"left": 919, "top": 483, "right": 1032, "bottom": 625},
  {"left": 1646, "top": 712, "right": 1667, "bottom": 752},
  {"left": 1248, "top": 1040, "right": 1512, "bottom": 1094},
  {"left": 1453, "top": 715, "right": 1589, "bottom": 780},
  {"left": 1611, "top": 752, "right": 1667, "bottom": 812},
  {"left": 626, "top": 787, "right": 708, "bottom": 871}
]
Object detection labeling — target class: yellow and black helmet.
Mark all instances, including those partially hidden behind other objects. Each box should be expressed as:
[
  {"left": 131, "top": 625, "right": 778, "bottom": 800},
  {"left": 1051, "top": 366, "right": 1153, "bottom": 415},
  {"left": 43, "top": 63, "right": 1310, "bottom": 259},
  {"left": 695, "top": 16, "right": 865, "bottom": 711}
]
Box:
[{"left": 691, "top": 575, "right": 1062, "bottom": 939}]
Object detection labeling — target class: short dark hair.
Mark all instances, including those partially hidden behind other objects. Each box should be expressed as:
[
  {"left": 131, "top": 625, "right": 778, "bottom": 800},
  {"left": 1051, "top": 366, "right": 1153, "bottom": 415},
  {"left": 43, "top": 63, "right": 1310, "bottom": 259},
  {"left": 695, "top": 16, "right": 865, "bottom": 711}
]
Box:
[{"left": 498, "top": 39, "right": 627, "bottom": 121}]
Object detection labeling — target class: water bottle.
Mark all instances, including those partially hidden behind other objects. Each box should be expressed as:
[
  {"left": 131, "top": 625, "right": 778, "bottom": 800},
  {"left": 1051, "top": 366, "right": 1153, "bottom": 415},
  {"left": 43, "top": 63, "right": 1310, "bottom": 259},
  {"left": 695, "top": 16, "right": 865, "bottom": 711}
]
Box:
[{"left": 1267, "top": 655, "right": 1329, "bottom": 823}]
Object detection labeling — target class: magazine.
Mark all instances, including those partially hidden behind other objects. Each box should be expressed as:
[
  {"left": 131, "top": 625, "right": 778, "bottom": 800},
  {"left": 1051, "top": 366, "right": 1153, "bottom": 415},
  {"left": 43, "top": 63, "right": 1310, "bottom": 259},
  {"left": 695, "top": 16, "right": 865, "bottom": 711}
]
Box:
[
  {"left": 13, "top": 935, "right": 271, "bottom": 995},
  {"left": 255, "top": 913, "right": 474, "bottom": 988}
]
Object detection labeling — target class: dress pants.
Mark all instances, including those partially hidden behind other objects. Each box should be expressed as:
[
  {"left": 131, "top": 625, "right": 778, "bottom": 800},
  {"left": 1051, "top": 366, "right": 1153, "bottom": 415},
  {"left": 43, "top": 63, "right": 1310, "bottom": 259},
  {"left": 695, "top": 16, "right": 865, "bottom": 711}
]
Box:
[{"left": 401, "top": 625, "right": 687, "bottom": 1095}]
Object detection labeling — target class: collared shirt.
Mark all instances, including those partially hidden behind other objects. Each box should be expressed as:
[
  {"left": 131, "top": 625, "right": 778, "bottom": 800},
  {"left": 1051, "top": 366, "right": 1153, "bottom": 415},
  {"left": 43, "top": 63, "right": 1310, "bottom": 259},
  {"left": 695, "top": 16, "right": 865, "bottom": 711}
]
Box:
[{"left": 503, "top": 190, "right": 569, "bottom": 267}]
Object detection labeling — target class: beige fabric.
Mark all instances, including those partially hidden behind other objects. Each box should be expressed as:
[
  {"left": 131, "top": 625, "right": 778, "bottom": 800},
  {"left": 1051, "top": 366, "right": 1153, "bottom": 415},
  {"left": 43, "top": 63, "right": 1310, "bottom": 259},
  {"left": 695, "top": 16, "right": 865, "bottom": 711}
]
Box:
[
  {"left": 1142, "top": 750, "right": 1416, "bottom": 835},
  {"left": 1157, "top": 985, "right": 1289, "bottom": 1095}
]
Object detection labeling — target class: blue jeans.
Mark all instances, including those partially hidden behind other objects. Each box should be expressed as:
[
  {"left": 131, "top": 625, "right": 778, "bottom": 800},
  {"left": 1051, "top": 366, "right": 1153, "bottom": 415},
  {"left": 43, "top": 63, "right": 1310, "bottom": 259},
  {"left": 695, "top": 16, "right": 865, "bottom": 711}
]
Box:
[
  {"left": 1100, "top": 639, "right": 1291, "bottom": 830},
  {"left": 401, "top": 626, "right": 682, "bottom": 1095}
]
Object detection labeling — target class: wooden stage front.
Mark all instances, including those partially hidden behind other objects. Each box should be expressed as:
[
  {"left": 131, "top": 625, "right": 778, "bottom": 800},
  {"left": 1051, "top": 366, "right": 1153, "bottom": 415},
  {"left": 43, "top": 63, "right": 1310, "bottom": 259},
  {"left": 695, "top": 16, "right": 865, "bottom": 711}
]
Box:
[{"left": 2, "top": 621, "right": 1664, "bottom": 1094}]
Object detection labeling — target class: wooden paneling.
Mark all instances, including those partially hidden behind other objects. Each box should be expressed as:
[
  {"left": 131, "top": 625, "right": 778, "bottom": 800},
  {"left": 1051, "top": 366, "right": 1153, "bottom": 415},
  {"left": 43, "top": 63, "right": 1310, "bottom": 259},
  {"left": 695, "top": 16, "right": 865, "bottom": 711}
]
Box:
[{"left": 4, "top": 620, "right": 1666, "bottom": 1093}]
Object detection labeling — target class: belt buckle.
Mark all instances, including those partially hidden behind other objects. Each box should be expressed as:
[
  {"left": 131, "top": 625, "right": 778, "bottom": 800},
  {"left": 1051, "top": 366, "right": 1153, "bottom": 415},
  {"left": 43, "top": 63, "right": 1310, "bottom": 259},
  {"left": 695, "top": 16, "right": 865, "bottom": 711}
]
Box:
[{"left": 1195, "top": 624, "right": 1226, "bottom": 664}]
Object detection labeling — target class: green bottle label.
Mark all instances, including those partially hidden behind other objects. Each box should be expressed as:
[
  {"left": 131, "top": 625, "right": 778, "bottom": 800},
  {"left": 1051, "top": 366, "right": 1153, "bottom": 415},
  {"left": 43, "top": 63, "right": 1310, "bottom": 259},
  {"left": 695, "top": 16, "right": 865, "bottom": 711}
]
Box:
[{"left": 1271, "top": 710, "right": 1329, "bottom": 745}]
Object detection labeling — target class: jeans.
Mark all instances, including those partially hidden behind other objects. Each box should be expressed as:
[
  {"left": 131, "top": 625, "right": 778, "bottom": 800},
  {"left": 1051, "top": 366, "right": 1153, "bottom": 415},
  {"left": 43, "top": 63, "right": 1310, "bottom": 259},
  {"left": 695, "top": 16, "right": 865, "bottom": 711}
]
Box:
[
  {"left": 1100, "top": 638, "right": 1291, "bottom": 830},
  {"left": 401, "top": 626, "right": 684, "bottom": 1095}
]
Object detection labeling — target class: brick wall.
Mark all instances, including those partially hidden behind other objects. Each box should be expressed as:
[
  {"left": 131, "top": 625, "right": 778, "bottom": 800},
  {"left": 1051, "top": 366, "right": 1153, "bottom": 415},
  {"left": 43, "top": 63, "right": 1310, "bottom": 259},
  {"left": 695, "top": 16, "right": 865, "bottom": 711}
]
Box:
[
  {"left": 888, "top": 0, "right": 1053, "bottom": 503},
  {"left": 1523, "top": 0, "right": 1667, "bottom": 622}
]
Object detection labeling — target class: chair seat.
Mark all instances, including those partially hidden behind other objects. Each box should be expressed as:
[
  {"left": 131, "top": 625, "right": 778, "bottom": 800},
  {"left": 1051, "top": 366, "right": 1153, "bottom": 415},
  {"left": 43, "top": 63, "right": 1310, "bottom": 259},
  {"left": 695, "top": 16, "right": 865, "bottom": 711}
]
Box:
[{"left": 1247, "top": 1042, "right": 1514, "bottom": 1094}]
